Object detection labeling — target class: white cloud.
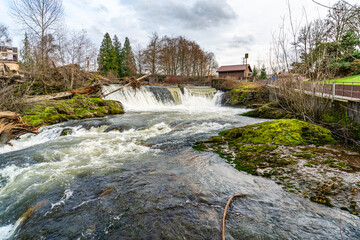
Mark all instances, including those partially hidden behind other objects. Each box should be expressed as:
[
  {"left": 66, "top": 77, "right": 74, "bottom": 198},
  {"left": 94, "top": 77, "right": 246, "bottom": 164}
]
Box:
[{"left": 1, "top": 0, "right": 359, "bottom": 67}]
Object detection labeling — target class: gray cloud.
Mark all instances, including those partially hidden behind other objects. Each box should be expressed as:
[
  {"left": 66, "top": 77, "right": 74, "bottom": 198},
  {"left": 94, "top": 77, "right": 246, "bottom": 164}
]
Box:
[
  {"left": 229, "top": 35, "right": 256, "bottom": 48},
  {"left": 120, "top": 0, "right": 237, "bottom": 30}
]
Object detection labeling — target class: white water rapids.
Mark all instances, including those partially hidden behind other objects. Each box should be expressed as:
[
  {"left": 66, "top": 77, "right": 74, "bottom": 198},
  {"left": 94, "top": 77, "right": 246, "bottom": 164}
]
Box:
[{"left": 0, "top": 86, "right": 359, "bottom": 239}]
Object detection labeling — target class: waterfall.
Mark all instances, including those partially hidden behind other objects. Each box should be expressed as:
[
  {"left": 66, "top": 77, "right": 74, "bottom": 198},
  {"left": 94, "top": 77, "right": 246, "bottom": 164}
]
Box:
[
  {"left": 183, "top": 87, "right": 217, "bottom": 99},
  {"left": 103, "top": 85, "right": 221, "bottom": 111},
  {"left": 167, "top": 87, "right": 182, "bottom": 105}
]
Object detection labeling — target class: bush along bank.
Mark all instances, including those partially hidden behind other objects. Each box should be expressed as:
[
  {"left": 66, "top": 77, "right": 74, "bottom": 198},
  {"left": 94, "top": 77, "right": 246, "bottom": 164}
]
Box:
[
  {"left": 21, "top": 95, "right": 124, "bottom": 127},
  {"left": 194, "top": 119, "right": 360, "bottom": 216}
]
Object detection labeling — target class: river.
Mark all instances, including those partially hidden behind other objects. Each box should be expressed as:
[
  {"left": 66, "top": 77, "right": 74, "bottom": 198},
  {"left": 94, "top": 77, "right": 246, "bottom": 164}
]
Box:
[{"left": 0, "top": 86, "right": 359, "bottom": 239}]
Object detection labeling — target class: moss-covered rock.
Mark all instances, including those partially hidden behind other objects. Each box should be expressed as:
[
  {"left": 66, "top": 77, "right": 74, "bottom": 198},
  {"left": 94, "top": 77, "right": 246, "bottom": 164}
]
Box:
[
  {"left": 219, "top": 119, "right": 336, "bottom": 146},
  {"left": 242, "top": 102, "right": 294, "bottom": 119},
  {"left": 194, "top": 119, "right": 336, "bottom": 175},
  {"left": 222, "top": 88, "right": 268, "bottom": 107},
  {"left": 210, "top": 79, "right": 268, "bottom": 107},
  {"left": 194, "top": 119, "right": 360, "bottom": 215},
  {"left": 21, "top": 95, "right": 124, "bottom": 127}
]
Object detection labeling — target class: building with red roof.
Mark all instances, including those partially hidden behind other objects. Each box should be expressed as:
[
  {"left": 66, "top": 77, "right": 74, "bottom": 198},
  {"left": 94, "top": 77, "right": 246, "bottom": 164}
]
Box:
[{"left": 216, "top": 64, "right": 252, "bottom": 80}]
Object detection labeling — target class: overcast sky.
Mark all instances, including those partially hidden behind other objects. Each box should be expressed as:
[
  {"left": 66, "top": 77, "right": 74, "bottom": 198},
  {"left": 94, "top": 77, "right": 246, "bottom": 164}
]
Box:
[{"left": 0, "top": 0, "right": 358, "bottom": 68}]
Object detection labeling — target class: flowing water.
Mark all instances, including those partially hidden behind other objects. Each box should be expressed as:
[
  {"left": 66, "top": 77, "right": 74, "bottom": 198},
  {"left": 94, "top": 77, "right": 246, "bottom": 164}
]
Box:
[{"left": 0, "top": 86, "right": 359, "bottom": 239}]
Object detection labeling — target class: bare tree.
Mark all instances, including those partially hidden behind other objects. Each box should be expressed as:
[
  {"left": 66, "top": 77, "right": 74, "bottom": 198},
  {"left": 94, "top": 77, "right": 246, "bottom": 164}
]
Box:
[
  {"left": 326, "top": 1, "right": 357, "bottom": 42},
  {"left": 144, "top": 32, "right": 160, "bottom": 76},
  {"left": 0, "top": 24, "right": 12, "bottom": 46},
  {"left": 134, "top": 46, "right": 146, "bottom": 75},
  {"left": 10, "top": 0, "right": 64, "bottom": 66},
  {"left": 142, "top": 34, "right": 217, "bottom": 79}
]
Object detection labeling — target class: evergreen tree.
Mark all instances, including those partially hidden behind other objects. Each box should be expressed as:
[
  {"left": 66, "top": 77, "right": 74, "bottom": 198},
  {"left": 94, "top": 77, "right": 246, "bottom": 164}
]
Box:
[
  {"left": 20, "top": 33, "right": 33, "bottom": 71},
  {"left": 113, "top": 35, "right": 124, "bottom": 77},
  {"left": 259, "top": 65, "right": 267, "bottom": 79},
  {"left": 98, "top": 33, "right": 117, "bottom": 74},
  {"left": 121, "top": 37, "right": 137, "bottom": 77},
  {"left": 252, "top": 65, "right": 258, "bottom": 78}
]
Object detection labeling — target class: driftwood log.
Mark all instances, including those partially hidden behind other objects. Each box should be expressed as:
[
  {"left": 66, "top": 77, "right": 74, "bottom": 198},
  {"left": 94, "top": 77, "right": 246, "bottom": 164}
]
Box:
[
  {"left": 0, "top": 111, "right": 38, "bottom": 145},
  {"left": 24, "top": 86, "right": 98, "bottom": 103}
]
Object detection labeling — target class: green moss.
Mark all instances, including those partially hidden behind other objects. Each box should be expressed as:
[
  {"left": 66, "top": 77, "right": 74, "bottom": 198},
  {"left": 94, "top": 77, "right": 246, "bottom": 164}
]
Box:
[
  {"left": 194, "top": 119, "right": 336, "bottom": 178},
  {"left": 243, "top": 102, "right": 294, "bottom": 119},
  {"left": 21, "top": 95, "right": 124, "bottom": 127},
  {"left": 222, "top": 87, "right": 268, "bottom": 107},
  {"left": 219, "top": 119, "right": 336, "bottom": 146},
  {"left": 330, "top": 161, "right": 351, "bottom": 170},
  {"left": 295, "top": 151, "right": 316, "bottom": 159},
  {"left": 60, "top": 129, "right": 73, "bottom": 136},
  {"left": 304, "top": 160, "right": 320, "bottom": 167}
]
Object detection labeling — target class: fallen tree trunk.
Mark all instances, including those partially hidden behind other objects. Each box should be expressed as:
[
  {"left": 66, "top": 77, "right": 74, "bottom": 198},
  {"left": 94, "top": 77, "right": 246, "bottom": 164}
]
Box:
[
  {"left": 24, "top": 92, "right": 74, "bottom": 103},
  {"left": 0, "top": 111, "right": 20, "bottom": 120},
  {"left": 0, "top": 111, "right": 38, "bottom": 145},
  {"left": 24, "top": 86, "right": 98, "bottom": 103}
]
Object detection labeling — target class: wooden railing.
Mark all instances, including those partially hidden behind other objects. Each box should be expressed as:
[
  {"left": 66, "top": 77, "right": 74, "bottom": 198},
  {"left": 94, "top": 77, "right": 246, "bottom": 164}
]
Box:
[{"left": 267, "top": 80, "right": 360, "bottom": 101}]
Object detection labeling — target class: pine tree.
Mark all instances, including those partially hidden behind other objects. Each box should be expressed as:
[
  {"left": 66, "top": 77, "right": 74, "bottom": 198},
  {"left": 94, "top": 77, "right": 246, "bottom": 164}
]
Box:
[
  {"left": 121, "top": 37, "right": 137, "bottom": 77},
  {"left": 252, "top": 65, "right": 258, "bottom": 78},
  {"left": 113, "top": 35, "right": 124, "bottom": 77},
  {"left": 259, "top": 65, "right": 267, "bottom": 80},
  {"left": 20, "top": 33, "right": 33, "bottom": 71},
  {"left": 98, "top": 33, "right": 117, "bottom": 74}
]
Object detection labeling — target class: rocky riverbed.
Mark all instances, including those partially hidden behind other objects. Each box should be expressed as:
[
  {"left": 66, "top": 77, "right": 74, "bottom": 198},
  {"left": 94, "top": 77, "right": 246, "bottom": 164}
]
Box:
[{"left": 194, "top": 119, "right": 360, "bottom": 216}]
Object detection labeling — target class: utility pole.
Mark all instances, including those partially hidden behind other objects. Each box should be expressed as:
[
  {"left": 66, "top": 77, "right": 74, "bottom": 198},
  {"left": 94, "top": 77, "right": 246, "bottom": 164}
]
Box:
[{"left": 245, "top": 53, "right": 249, "bottom": 81}]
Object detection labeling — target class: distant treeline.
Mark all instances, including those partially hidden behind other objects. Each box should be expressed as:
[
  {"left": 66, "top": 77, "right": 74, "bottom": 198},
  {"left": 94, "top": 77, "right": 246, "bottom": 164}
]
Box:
[{"left": 98, "top": 33, "right": 218, "bottom": 79}]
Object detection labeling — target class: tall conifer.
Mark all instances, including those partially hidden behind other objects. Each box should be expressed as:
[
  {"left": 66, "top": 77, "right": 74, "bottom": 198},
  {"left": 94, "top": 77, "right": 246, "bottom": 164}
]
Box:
[
  {"left": 20, "top": 33, "right": 33, "bottom": 71},
  {"left": 113, "top": 35, "right": 124, "bottom": 77},
  {"left": 121, "top": 37, "right": 137, "bottom": 77},
  {"left": 98, "top": 33, "right": 117, "bottom": 74},
  {"left": 260, "top": 65, "right": 267, "bottom": 79}
]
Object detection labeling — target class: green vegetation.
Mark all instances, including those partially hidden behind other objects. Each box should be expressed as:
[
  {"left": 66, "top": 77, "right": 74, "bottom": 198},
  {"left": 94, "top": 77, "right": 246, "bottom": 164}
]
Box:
[
  {"left": 310, "top": 196, "right": 333, "bottom": 207},
  {"left": 98, "top": 33, "right": 118, "bottom": 75},
  {"left": 320, "top": 105, "right": 360, "bottom": 141},
  {"left": 193, "top": 119, "right": 360, "bottom": 213},
  {"left": 21, "top": 95, "right": 124, "bottom": 127},
  {"left": 321, "top": 74, "right": 360, "bottom": 85},
  {"left": 122, "top": 37, "right": 137, "bottom": 77},
  {"left": 218, "top": 119, "right": 336, "bottom": 146},
  {"left": 194, "top": 119, "right": 336, "bottom": 175},
  {"left": 213, "top": 80, "right": 269, "bottom": 107},
  {"left": 259, "top": 64, "right": 267, "bottom": 80},
  {"left": 242, "top": 102, "right": 293, "bottom": 119},
  {"left": 98, "top": 33, "right": 136, "bottom": 77},
  {"left": 295, "top": 152, "right": 316, "bottom": 160},
  {"left": 252, "top": 66, "right": 258, "bottom": 78}
]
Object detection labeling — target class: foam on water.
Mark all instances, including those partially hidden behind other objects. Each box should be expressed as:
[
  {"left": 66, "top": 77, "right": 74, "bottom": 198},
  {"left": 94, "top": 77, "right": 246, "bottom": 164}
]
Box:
[
  {"left": 103, "top": 85, "right": 226, "bottom": 112},
  {"left": 103, "top": 85, "right": 175, "bottom": 111},
  {"left": 0, "top": 122, "right": 173, "bottom": 228},
  {"left": 0, "top": 225, "right": 13, "bottom": 240},
  {"left": 0, "top": 126, "right": 65, "bottom": 154}
]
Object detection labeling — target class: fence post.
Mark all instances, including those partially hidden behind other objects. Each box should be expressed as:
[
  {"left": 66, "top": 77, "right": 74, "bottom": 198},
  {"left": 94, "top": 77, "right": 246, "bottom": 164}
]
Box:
[{"left": 332, "top": 82, "right": 335, "bottom": 102}]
